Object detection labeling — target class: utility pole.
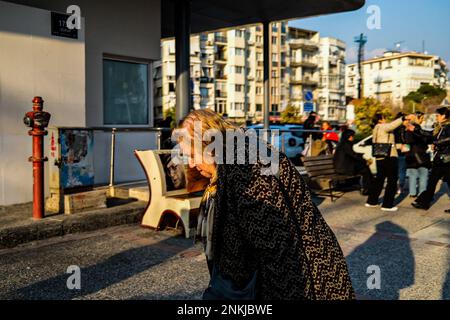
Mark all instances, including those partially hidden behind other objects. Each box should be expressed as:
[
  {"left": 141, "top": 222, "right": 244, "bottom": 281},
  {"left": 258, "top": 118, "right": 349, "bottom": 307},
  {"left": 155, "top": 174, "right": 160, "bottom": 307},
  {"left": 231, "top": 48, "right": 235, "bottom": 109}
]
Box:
[{"left": 354, "top": 34, "right": 367, "bottom": 100}]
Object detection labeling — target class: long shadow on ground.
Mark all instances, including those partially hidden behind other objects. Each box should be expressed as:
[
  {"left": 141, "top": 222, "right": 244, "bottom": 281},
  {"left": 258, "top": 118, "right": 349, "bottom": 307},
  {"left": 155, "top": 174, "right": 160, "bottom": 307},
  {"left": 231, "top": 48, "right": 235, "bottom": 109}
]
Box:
[
  {"left": 3, "top": 236, "right": 193, "bottom": 300},
  {"left": 346, "top": 221, "right": 415, "bottom": 300}
]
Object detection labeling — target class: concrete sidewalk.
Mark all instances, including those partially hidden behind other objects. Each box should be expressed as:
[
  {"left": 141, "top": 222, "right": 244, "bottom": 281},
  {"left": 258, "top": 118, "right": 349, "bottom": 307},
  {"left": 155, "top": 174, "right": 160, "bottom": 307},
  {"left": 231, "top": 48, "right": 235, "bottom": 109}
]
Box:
[
  {"left": 0, "top": 187, "right": 448, "bottom": 300},
  {"left": 0, "top": 199, "right": 147, "bottom": 249},
  {"left": 318, "top": 186, "right": 450, "bottom": 300}
]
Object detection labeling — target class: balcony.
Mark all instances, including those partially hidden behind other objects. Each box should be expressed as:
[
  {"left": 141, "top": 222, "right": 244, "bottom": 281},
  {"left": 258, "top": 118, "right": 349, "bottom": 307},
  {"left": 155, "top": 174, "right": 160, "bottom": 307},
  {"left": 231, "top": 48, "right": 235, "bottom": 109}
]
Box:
[
  {"left": 200, "top": 77, "right": 214, "bottom": 84},
  {"left": 289, "top": 38, "right": 319, "bottom": 50},
  {"left": 215, "top": 73, "right": 227, "bottom": 81},
  {"left": 329, "top": 56, "right": 344, "bottom": 66},
  {"left": 215, "top": 54, "right": 228, "bottom": 64},
  {"left": 290, "top": 58, "right": 318, "bottom": 68},
  {"left": 215, "top": 35, "right": 228, "bottom": 44},
  {"left": 290, "top": 75, "right": 319, "bottom": 86},
  {"left": 215, "top": 90, "right": 228, "bottom": 98}
]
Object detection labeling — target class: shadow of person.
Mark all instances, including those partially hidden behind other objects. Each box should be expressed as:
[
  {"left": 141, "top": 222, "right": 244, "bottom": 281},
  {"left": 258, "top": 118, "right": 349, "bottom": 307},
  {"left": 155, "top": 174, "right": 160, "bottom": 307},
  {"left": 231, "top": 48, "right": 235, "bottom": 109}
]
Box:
[
  {"left": 393, "top": 191, "right": 409, "bottom": 207},
  {"left": 443, "top": 255, "right": 450, "bottom": 300},
  {"left": 430, "top": 180, "right": 450, "bottom": 207},
  {"left": 4, "top": 235, "right": 193, "bottom": 300},
  {"left": 442, "top": 220, "right": 450, "bottom": 300},
  {"left": 346, "top": 222, "right": 415, "bottom": 300}
]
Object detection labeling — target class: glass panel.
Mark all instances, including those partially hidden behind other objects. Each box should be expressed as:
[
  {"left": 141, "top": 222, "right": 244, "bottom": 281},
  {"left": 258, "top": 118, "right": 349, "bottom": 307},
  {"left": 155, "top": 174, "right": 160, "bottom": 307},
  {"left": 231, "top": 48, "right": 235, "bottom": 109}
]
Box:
[{"left": 103, "top": 59, "right": 149, "bottom": 125}]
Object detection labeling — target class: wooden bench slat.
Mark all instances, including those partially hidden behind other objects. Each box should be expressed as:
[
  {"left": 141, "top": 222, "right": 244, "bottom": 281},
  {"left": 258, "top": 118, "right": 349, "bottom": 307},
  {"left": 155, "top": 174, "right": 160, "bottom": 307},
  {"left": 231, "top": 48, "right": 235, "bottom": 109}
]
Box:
[
  {"left": 304, "top": 164, "right": 335, "bottom": 171},
  {"left": 308, "top": 169, "right": 337, "bottom": 177},
  {"left": 302, "top": 155, "right": 363, "bottom": 202}
]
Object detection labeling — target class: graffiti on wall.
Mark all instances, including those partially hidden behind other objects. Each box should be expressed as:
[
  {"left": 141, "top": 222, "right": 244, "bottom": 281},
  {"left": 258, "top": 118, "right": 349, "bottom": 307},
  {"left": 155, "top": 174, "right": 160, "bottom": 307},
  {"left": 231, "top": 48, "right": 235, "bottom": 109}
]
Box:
[{"left": 60, "top": 130, "right": 94, "bottom": 189}]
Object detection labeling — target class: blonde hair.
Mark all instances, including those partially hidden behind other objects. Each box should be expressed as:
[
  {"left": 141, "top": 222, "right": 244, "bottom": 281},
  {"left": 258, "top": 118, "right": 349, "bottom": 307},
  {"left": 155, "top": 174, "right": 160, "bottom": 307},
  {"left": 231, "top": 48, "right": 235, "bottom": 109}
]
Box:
[
  {"left": 177, "top": 109, "right": 238, "bottom": 156},
  {"left": 179, "top": 109, "right": 236, "bottom": 133}
]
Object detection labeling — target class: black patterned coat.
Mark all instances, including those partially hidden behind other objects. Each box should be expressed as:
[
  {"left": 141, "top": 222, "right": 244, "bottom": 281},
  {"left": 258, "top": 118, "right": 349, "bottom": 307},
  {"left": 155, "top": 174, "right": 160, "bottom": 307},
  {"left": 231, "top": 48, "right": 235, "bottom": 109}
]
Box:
[{"left": 212, "top": 152, "right": 355, "bottom": 300}]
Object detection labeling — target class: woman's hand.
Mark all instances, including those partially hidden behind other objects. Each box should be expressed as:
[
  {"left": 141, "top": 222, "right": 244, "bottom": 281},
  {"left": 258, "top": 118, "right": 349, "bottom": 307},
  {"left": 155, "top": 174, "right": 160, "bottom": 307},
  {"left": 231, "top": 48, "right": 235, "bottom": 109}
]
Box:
[{"left": 406, "top": 124, "right": 416, "bottom": 132}]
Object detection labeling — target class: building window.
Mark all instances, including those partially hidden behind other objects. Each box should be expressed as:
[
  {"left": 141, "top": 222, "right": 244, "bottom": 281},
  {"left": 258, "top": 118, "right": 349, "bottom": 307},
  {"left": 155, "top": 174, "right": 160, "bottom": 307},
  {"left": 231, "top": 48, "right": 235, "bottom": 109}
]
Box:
[
  {"left": 234, "top": 48, "right": 245, "bottom": 56},
  {"left": 236, "top": 30, "right": 244, "bottom": 38},
  {"left": 256, "top": 104, "right": 262, "bottom": 112},
  {"left": 256, "top": 87, "right": 262, "bottom": 95},
  {"left": 235, "top": 66, "right": 244, "bottom": 74},
  {"left": 272, "top": 36, "right": 277, "bottom": 45},
  {"left": 235, "top": 84, "right": 244, "bottom": 92},
  {"left": 200, "top": 87, "right": 209, "bottom": 97},
  {"left": 257, "top": 70, "right": 263, "bottom": 80},
  {"left": 103, "top": 59, "right": 149, "bottom": 125}
]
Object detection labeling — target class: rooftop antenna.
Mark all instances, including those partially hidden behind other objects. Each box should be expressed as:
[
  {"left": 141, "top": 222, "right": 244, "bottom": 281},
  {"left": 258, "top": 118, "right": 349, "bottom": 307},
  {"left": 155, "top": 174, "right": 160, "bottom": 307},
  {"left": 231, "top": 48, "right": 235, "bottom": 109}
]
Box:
[
  {"left": 354, "top": 33, "right": 367, "bottom": 99},
  {"left": 422, "top": 40, "right": 428, "bottom": 54},
  {"left": 394, "top": 41, "right": 405, "bottom": 52}
]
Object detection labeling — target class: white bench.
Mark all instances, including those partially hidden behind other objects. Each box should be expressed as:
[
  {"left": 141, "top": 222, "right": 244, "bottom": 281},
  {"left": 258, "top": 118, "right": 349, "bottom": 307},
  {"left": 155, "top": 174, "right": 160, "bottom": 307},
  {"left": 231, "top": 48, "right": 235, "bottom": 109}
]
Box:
[{"left": 134, "top": 150, "right": 205, "bottom": 238}]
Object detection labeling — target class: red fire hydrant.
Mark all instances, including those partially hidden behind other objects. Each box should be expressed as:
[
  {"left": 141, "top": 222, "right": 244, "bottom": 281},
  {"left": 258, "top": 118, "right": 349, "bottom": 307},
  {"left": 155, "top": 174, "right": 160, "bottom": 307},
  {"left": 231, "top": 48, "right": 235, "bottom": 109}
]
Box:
[{"left": 23, "top": 97, "right": 51, "bottom": 220}]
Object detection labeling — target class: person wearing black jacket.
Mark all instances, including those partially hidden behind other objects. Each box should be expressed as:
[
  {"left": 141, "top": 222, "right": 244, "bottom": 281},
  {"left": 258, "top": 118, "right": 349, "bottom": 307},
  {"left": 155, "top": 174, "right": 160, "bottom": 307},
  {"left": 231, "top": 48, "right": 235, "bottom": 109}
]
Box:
[
  {"left": 334, "top": 129, "right": 373, "bottom": 195},
  {"left": 303, "top": 111, "right": 318, "bottom": 143},
  {"left": 394, "top": 112, "right": 408, "bottom": 193},
  {"left": 404, "top": 112, "right": 431, "bottom": 198},
  {"left": 411, "top": 107, "right": 450, "bottom": 210}
]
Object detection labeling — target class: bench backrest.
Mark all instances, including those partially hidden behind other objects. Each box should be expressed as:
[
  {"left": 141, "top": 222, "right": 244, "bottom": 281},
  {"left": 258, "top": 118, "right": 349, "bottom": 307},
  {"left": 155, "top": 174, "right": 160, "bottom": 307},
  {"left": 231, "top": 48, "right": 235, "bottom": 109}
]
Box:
[{"left": 303, "top": 155, "right": 336, "bottom": 178}]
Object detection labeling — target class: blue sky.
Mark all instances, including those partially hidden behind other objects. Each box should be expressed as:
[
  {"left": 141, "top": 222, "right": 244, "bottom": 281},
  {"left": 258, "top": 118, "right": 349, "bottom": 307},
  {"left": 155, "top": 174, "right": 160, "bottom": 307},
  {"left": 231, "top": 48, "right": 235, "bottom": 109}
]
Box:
[{"left": 289, "top": 0, "right": 450, "bottom": 66}]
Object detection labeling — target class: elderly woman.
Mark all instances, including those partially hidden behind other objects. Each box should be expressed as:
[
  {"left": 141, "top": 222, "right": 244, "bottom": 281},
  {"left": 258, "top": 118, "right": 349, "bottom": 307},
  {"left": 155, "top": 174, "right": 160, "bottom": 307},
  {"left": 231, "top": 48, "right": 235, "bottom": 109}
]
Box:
[{"left": 176, "top": 109, "right": 354, "bottom": 300}]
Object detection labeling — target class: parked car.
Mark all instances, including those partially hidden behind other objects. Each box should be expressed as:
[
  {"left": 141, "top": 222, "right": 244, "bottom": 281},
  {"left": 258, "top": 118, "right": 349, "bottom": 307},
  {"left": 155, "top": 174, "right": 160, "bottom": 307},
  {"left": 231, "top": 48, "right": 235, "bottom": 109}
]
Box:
[{"left": 246, "top": 124, "right": 304, "bottom": 161}]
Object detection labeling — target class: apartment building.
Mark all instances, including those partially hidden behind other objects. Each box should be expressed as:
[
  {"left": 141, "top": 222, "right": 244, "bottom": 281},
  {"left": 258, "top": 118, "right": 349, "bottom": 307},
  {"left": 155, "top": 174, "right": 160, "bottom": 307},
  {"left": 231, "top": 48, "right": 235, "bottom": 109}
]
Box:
[
  {"left": 317, "top": 37, "right": 347, "bottom": 121},
  {"left": 287, "top": 28, "right": 320, "bottom": 114},
  {"left": 155, "top": 23, "right": 347, "bottom": 123},
  {"left": 345, "top": 51, "right": 449, "bottom": 107}
]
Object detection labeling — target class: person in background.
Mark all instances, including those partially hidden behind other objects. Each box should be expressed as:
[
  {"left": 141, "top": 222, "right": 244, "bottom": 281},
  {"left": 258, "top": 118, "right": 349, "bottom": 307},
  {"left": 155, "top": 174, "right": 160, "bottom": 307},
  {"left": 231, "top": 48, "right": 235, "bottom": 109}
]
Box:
[
  {"left": 404, "top": 112, "right": 431, "bottom": 198},
  {"left": 366, "top": 113, "right": 413, "bottom": 212},
  {"left": 411, "top": 107, "right": 450, "bottom": 210},
  {"left": 394, "top": 112, "right": 409, "bottom": 194},
  {"left": 302, "top": 111, "right": 318, "bottom": 143},
  {"left": 334, "top": 129, "right": 373, "bottom": 195},
  {"left": 321, "top": 121, "right": 340, "bottom": 154}
]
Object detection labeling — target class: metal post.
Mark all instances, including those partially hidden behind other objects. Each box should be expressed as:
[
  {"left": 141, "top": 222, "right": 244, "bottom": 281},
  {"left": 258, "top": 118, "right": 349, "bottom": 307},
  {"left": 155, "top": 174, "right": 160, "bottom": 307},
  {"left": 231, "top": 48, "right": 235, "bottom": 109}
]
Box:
[
  {"left": 263, "top": 21, "right": 271, "bottom": 130},
  {"left": 175, "top": 0, "right": 191, "bottom": 124},
  {"left": 109, "top": 129, "right": 116, "bottom": 196},
  {"left": 157, "top": 131, "right": 162, "bottom": 150},
  {"left": 281, "top": 132, "right": 285, "bottom": 153}
]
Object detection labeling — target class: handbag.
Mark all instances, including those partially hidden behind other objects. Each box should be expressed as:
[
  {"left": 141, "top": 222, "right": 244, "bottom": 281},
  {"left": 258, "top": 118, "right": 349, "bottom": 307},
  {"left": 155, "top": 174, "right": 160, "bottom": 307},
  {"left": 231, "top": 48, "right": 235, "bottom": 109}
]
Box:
[
  {"left": 203, "top": 264, "right": 258, "bottom": 300},
  {"left": 372, "top": 126, "right": 392, "bottom": 158}
]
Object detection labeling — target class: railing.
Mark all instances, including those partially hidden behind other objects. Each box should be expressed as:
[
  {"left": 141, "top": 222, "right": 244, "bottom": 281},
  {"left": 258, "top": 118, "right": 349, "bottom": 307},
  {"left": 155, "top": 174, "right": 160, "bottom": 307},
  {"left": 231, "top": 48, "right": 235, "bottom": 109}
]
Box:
[
  {"left": 215, "top": 54, "right": 227, "bottom": 62},
  {"left": 87, "top": 127, "right": 172, "bottom": 190},
  {"left": 289, "top": 38, "right": 319, "bottom": 49},
  {"left": 215, "top": 90, "right": 228, "bottom": 98},
  {"left": 215, "top": 36, "right": 228, "bottom": 43}
]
